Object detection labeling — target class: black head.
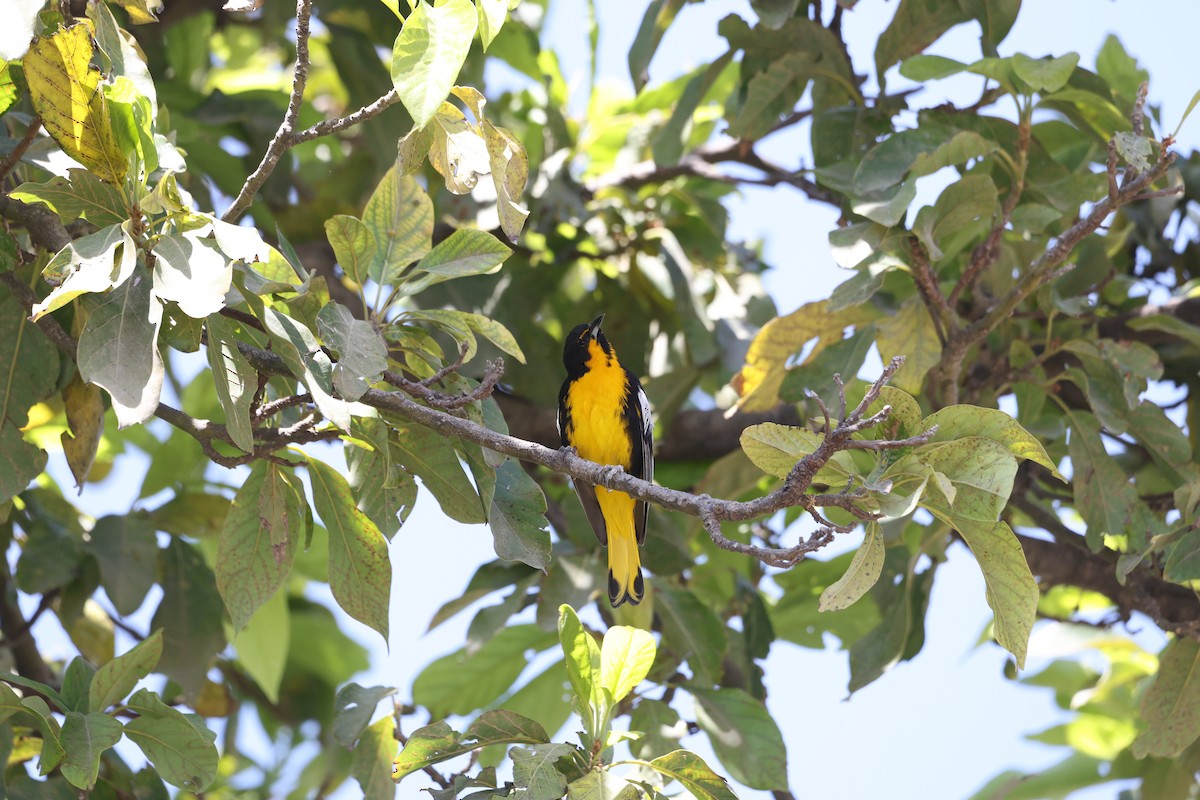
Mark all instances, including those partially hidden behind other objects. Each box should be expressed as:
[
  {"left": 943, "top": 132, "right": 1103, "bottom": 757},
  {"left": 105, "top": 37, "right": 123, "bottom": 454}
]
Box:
[{"left": 562, "top": 314, "right": 611, "bottom": 373}]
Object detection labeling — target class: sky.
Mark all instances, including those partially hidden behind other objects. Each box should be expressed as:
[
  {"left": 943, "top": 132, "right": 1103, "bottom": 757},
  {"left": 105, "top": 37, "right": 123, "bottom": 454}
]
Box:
[{"left": 22, "top": 1, "right": 1200, "bottom": 798}]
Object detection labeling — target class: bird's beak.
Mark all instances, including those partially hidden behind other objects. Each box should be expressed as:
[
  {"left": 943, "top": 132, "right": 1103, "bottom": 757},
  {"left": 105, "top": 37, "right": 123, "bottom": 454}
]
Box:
[{"left": 588, "top": 314, "right": 605, "bottom": 339}]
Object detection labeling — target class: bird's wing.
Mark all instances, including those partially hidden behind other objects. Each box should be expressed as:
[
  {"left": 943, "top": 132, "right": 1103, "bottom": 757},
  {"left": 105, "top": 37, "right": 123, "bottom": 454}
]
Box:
[
  {"left": 573, "top": 481, "right": 609, "bottom": 546},
  {"left": 627, "top": 372, "right": 653, "bottom": 546}
]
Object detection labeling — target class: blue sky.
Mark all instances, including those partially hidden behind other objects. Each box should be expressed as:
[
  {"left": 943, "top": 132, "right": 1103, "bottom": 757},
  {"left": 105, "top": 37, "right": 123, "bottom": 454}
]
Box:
[{"left": 27, "top": 1, "right": 1200, "bottom": 797}]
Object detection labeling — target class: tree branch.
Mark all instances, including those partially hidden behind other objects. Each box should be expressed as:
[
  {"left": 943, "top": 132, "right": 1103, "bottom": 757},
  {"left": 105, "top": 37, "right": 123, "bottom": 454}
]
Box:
[
  {"left": 221, "top": 0, "right": 314, "bottom": 222},
  {"left": 935, "top": 137, "right": 1180, "bottom": 406},
  {"left": 585, "top": 133, "right": 839, "bottom": 207},
  {"left": 0, "top": 116, "right": 42, "bottom": 185}
]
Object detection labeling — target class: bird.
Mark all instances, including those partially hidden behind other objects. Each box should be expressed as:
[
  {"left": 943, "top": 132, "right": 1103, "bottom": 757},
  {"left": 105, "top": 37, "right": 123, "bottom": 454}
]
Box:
[{"left": 557, "top": 314, "right": 653, "bottom": 606}]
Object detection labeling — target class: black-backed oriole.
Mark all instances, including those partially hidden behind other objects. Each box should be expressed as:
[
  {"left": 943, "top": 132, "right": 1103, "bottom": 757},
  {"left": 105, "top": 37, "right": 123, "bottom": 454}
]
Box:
[{"left": 558, "top": 315, "right": 653, "bottom": 606}]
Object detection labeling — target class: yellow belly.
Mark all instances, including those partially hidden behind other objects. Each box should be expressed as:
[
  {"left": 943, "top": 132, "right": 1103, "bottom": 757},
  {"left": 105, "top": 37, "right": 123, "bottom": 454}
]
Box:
[{"left": 566, "top": 360, "right": 632, "bottom": 469}]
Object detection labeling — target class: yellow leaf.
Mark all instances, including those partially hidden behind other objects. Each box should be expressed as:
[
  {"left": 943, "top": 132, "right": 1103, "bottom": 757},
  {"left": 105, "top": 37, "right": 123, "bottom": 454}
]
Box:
[
  {"left": 733, "top": 300, "right": 874, "bottom": 411},
  {"left": 876, "top": 296, "right": 942, "bottom": 395},
  {"left": 23, "top": 24, "right": 127, "bottom": 185},
  {"left": 112, "top": 0, "right": 163, "bottom": 24}
]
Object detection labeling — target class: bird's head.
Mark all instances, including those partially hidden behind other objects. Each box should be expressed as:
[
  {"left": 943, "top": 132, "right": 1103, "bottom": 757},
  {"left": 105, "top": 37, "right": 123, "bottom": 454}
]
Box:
[{"left": 562, "top": 314, "right": 612, "bottom": 371}]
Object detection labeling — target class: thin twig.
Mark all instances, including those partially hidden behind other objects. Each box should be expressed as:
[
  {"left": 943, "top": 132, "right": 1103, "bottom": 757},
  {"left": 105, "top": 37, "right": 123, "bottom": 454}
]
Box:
[
  {"left": 222, "top": 0, "right": 315, "bottom": 222},
  {"left": 0, "top": 116, "right": 42, "bottom": 185}
]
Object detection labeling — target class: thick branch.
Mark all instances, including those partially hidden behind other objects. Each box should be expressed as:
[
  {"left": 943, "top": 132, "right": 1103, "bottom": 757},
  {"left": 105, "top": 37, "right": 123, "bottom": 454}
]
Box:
[{"left": 1018, "top": 532, "right": 1200, "bottom": 638}]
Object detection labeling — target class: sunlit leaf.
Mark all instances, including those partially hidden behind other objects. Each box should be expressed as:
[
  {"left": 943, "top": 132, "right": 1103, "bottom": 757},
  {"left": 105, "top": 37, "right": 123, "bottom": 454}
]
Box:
[
  {"left": 23, "top": 24, "right": 127, "bottom": 184},
  {"left": 390, "top": 0, "right": 478, "bottom": 128}
]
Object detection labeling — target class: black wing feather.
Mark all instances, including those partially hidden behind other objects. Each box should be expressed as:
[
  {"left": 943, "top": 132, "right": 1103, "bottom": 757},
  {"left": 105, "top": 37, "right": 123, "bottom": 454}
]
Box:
[{"left": 623, "top": 369, "right": 653, "bottom": 545}]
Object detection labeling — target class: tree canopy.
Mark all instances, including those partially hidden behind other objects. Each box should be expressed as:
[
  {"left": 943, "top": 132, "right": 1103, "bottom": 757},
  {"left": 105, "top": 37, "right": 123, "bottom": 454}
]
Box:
[{"left": 0, "top": 0, "right": 1198, "bottom": 797}]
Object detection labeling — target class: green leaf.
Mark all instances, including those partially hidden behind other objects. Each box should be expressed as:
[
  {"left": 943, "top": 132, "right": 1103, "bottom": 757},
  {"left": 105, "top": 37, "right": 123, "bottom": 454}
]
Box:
[
  {"left": 351, "top": 715, "right": 396, "bottom": 800},
  {"left": 599, "top": 626, "right": 656, "bottom": 705},
  {"left": 390, "top": 0, "right": 478, "bottom": 128},
  {"left": 819, "top": 521, "right": 884, "bottom": 611},
  {"left": 413, "top": 624, "right": 555, "bottom": 718},
  {"left": 921, "top": 405, "right": 1065, "bottom": 481},
  {"left": 77, "top": 265, "right": 164, "bottom": 428},
  {"left": 740, "top": 422, "right": 858, "bottom": 485},
  {"left": 308, "top": 456, "right": 392, "bottom": 641},
  {"left": 628, "top": 0, "right": 684, "bottom": 91},
  {"left": 1133, "top": 638, "right": 1200, "bottom": 758},
  {"left": 240, "top": 289, "right": 352, "bottom": 430},
  {"left": 150, "top": 231, "right": 231, "bottom": 319},
  {"left": 0, "top": 682, "right": 25, "bottom": 725},
  {"left": 389, "top": 418, "right": 486, "bottom": 523},
  {"left": 851, "top": 181, "right": 916, "bottom": 228},
  {"left": 89, "top": 629, "right": 163, "bottom": 713},
  {"left": 0, "top": 425, "right": 46, "bottom": 506},
  {"left": 347, "top": 424, "right": 417, "bottom": 540},
  {"left": 124, "top": 689, "right": 218, "bottom": 791},
  {"left": 391, "top": 721, "right": 459, "bottom": 783},
  {"left": 1, "top": 673, "right": 68, "bottom": 713},
  {"left": 854, "top": 126, "right": 951, "bottom": 194},
  {"left": 1173, "top": 88, "right": 1200, "bottom": 139},
  {"left": 232, "top": 587, "right": 289, "bottom": 704},
  {"left": 316, "top": 302, "right": 388, "bottom": 401},
  {"left": 1013, "top": 52, "right": 1079, "bottom": 93},
  {"left": 655, "top": 587, "right": 726, "bottom": 686},
  {"left": 32, "top": 224, "right": 131, "bottom": 320},
  {"left": 692, "top": 688, "right": 788, "bottom": 791},
  {"left": 334, "top": 683, "right": 398, "bottom": 749},
  {"left": 865, "top": 385, "right": 924, "bottom": 441},
  {"left": 85, "top": 515, "right": 158, "bottom": 617},
  {"left": 875, "top": 0, "right": 1017, "bottom": 84},
  {"left": 1126, "top": 314, "right": 1200, "bottom": 350},
  {"left": 629, "top": 700, "right": 684, "bottom": 760},
  {"left": 567, "top": 771, "right": 637, "bottom": 800},
  {"left": 216, "top": 462, "right": 298, "bottom": 631},
  {"left": 728, "top": 50, "right": 813, "bottom": 140},
  {"left": 466, "top": 709, "right": 551, "bottom": 749},
  {"left": 1066, "top": 410, "right": 1142, "bottom": 549},
  {"left": 876, "top": 296, "right": 941, "bottom": 395},
  {"left": 362, "top": 166, "right": 433, "bottom": 286},
  {"left": 477, "top": 0, "right": 508, "bottom": 50},
  {"left": 952, "top": 519, "right": 1037, "bottom": 669},
  {"left": 899, "top": 54, "right": 968, "bottom": 81},
  {"left": 913, "top": 174, "right": 998, "bottom": 261},
  {"left": 647, "top": 750, "right": 739, "bottom": 800},
  {"left": 511, "top": 743, "right": 574, "bottom": 799},
  {"left": 151, "top": 539, "right": 226, "bottom": 697},
  {"left": 20, "top": 695, "right": 65, "bottom": 774},
  {"left": 489, "top": 460, "right": 552, "bottom": 569},
  {"left": 204, "top": 313, "right": 255, "bottom": 452},
  {"left": 404, "top": 228, "right": 512, "bottom": 295},
  {"left": 10, "top": 170, "right": 129, "bottom": 227},
  {"left": 0, "top": 263, "right": 60, "bottom": 429},
  {"left": 325, "top": 214, "right": 377, "bottom": 287},
  {"left": 652, "top": 53, "right": 734, "bottom": 167},
  {"left": 557, "top": 604, "right": 603, "bottom": 727},
  {"left": 1096, "top": 34, "right": 1148, "bottom": 106},
  {"left": 60, "top": 658, "right": 95, "bottom": 713},
  {"left": 59, "top": 712, "right": 123, "bottom": 790}
]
